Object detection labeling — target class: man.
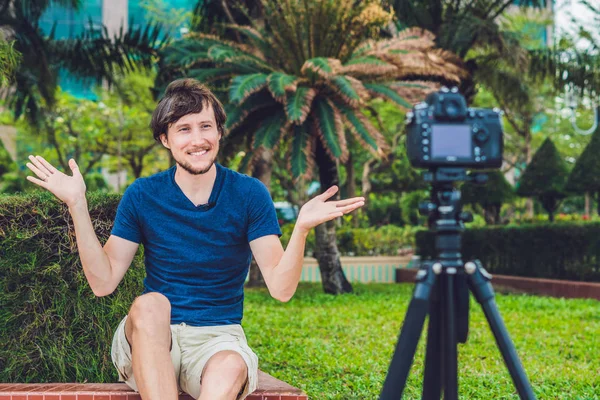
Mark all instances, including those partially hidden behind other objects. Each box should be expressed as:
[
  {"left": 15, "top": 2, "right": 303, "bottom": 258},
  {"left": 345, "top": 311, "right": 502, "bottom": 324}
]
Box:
[{"left": 25, "top": 78, "right": 365, "bottom": 400}]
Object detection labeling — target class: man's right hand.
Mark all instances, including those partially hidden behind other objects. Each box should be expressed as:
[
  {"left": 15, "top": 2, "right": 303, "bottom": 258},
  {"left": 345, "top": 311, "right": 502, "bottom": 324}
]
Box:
[{"left": 26, "top": 155, "right": 87, "bottom": 208}]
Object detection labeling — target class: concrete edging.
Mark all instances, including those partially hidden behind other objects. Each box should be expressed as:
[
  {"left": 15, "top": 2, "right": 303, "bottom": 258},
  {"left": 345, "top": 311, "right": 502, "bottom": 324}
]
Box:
[{"left": 395, "top": 268, "right": 600, "bottom": 301}]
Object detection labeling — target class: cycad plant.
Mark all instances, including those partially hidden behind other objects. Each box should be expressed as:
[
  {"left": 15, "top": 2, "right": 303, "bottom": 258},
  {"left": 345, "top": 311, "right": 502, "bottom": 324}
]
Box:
[{"left": 161, "top": 0, "right": 464, "bottom": 294}]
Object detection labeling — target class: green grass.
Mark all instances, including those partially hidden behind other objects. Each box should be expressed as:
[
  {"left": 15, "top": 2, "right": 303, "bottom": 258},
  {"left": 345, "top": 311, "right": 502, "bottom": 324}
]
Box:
[{"left": 243, "top": 283, "right": 600, "bottom": 400}]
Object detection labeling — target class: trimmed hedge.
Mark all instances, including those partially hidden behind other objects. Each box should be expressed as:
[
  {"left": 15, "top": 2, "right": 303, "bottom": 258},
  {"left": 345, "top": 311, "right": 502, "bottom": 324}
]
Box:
[
  {"left": 0, "top": 191, "right": 145, "bottom": 382},
  {"left": 416, "top": 223, "right": 600, "bottom": 281}
]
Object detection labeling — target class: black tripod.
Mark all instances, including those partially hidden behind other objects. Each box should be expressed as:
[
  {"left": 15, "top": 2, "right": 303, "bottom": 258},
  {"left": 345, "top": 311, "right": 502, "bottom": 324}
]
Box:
[{"left": 379, "top": 168, "right": 536, "bottom": 400}]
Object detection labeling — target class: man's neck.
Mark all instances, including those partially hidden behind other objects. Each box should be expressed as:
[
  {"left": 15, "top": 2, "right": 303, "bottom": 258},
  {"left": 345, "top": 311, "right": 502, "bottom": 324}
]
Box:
[{"left": 174, "top": 164, "right": 217, "bottom": 206}]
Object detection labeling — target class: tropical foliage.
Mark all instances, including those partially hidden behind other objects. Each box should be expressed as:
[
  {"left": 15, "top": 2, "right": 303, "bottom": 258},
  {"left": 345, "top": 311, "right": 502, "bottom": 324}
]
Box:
[
  {"left": 0, "top": 33, "right": 20, "bottom": 87},
  {"left": 0, "top": 0, "right": 165, "bottom": 124}
]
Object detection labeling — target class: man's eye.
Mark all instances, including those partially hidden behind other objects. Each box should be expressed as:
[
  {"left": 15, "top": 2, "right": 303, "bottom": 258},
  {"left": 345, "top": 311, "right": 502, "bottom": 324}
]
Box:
[
  {"left": 179, "top": 127, "right": 189, "bottom": 132},
  {"left": 202, "top": 124, "right": 212, "bottom": 129}
]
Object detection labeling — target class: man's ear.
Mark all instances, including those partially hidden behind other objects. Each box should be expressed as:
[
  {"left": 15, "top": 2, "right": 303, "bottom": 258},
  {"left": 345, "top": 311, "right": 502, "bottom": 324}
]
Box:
[{"left": 159, "top": 133, "right": 170, "bottom": 149}]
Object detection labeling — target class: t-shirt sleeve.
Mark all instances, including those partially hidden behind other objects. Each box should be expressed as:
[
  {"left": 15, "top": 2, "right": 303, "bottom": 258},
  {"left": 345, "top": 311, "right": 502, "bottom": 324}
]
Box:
[
  {"left": 111, "top": 182, "right": 143, "bottom": 244},
  {"left": 247, "top": 179, "right": 282, "bottom": 242}
]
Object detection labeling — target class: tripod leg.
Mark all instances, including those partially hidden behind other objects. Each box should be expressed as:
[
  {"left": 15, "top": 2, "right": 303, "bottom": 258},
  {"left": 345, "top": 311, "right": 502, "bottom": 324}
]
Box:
[
  {"left": 443, "top": 270, "right": 459, "bottom": 400},
  {"left": 422, "top": 279, "right": 442, "bottom": 400},
  {"left": 380, "top": 264, "right": 437, "bottom": 400},
  {"left": 467, "top": 261, "right": 537, "bottom": 400}
]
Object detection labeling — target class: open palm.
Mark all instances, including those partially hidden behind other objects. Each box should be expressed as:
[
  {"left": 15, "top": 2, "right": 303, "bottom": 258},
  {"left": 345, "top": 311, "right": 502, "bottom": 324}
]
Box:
[
  {"left": 296, "top": 186, "right": 365, "bottom": 232},
  {"left": 26, "top": 155, "right": 87, "bottom": 208}
]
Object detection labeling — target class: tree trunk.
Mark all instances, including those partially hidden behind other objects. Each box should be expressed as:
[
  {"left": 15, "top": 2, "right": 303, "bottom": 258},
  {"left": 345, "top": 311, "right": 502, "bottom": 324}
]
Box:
[
  {"left": 314, "top": 141, "right": 352, "bottom": 294},
  {"left": 344, "top": 153, "right": 359, "bottom": 227},
  {"left": 597, "top": 190, "right": 600, "bottom": 216},
  {"left": 585, "top": 192, "right": 590, "bottom": 218},
  {"left": 525, "top": 134, "right": 534, "bottom": 218},
  {"left": 246, "top": 149, "right": 273, "bottom": 288}
]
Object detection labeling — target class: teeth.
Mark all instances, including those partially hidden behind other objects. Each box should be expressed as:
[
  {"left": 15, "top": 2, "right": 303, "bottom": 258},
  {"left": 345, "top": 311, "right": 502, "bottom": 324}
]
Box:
[{"left": 189, "top": 150, "right": 208, "bottom": 156}]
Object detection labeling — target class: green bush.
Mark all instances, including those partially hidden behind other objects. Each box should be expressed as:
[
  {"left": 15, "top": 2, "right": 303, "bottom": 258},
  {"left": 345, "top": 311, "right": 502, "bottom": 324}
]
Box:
[
  {"left": 280, "top": 222, "right": 424, "bottom": 256},
  {"left": 416, "top": 223, "right": 600, "bottom": 281},
  {"left": 0, "top": 191, "right": 145, "bottom": 382}
]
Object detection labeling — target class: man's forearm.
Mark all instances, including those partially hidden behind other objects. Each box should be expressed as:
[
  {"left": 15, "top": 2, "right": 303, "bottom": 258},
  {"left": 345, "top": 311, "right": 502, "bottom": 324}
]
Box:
[
  {"left": 270, "top": 225, "right": 309, "bottom": 302},
  {"left": 68, "top": 200, "right": 113, "bottom": 296}
]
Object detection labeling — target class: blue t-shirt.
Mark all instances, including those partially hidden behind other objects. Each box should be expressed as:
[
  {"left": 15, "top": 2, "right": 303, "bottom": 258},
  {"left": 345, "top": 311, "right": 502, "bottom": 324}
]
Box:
[{"left": 111, "top": 163, "right": 281, "bottom": 326}]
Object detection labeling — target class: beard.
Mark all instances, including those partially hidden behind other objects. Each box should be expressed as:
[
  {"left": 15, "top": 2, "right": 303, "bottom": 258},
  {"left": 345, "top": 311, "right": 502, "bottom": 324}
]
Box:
[{"left": 173, "top": 151, "right": 217, "bottom": 175}]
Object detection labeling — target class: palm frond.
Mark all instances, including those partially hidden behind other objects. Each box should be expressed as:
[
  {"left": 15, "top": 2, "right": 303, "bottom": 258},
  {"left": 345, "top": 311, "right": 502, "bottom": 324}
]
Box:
[
  {"left": 252, "top": 109, "right": 287, "bottom": 150},
  {"left": 229, "top": 73, "right": 268, "bottom": 104},
  {"left": 225, "top": 90, "right": 277, "bottom": 132},
  {"left": 285, "top": 86, "right": 317, "bottom": 124},
  {"left": 340, "top": 56, "right": 399, "bottom": 78},
  {"left": 289, "top": 123, "right": 315, "bottom": 180},
  {"left": 267, "top": 72, "right": 298, "bottom": 103},
  {"left": 364, "top": 83, "right": 412, "bottom": 109},
  {"left": 301, "top": 57, "right": 342, "bottom": 79},
  {"left": 313, "top": 97, "right": 347, "bottom": 162},
  {"left": 336, "top": 103, "right": 388, "bottom": 157},
  {"left": 326, "top": 75, "right": 367, "bottom": 108}
]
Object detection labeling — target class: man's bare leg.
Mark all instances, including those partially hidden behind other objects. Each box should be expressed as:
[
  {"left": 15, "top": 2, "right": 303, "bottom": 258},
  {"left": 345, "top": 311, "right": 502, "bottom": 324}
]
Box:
[
  {"left": 125, "top": 292, "right": 178, "bottom": 400},
  {"left": 198, "top": 351, "right": 248, "bottom": 400}
]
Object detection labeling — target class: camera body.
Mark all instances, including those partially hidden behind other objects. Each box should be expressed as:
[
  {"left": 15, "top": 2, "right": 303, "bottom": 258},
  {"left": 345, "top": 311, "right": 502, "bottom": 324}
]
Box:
[{"left": 406, "top": 88, "right": 503, "bottom": 169}]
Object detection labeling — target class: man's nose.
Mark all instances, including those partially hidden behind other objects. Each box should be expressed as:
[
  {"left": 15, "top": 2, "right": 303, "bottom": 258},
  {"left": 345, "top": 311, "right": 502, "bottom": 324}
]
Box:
[{"left": 189, "top": 128, "right": 208, "bottom": 143}]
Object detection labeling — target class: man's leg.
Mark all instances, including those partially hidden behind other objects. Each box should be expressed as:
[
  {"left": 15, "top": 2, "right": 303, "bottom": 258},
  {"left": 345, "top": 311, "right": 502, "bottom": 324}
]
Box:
[
  {"left": 125, "top": 292, "right": 179, "bottom": 400},
  {"left": 197, "top": 351, "right": 248, "bottom": 400}
]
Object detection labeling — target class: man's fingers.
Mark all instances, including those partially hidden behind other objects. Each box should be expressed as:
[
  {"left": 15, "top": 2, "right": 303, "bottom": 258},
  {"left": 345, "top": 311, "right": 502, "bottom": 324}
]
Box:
[
  {"left": 334, "top": 197, "right": 365, "bottom": 207},
  {"left": 26, "top": 162, "right": 49, "bottom": 181},
  {"left": 35, "top": 155, "right": 58, "bottom": 174},
  {"left": 26, "top": 175, "right": 49, "bottom": 189},
  {"left": 333, "top": 201, "right": 365, "bottom": 214},
  {"left": 319, "top": 185, "right": 339, "bottom": 201},
  {"left": 28, "top": 155, "right": 52, "bottom": 176}
]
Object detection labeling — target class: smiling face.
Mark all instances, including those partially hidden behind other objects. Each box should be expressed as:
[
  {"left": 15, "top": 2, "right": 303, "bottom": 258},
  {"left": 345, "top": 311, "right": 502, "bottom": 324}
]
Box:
[{"left": 159, "top": 105, "right": 221, "bottom": 176}]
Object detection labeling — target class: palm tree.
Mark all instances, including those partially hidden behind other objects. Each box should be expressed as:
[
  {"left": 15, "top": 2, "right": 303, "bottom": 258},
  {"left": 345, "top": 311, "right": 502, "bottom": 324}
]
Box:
[
  {"left": 0, "top": 33, "right": 20, "bottom": 87},
  {"left": 389, "top": 0, "right": 545, "bottom": 102},
  {"left": 160, "top": 0, "right": 464, "bottom": 294},
  {"left": 0, "top": 0, "right": 165, "bottom": 132}
]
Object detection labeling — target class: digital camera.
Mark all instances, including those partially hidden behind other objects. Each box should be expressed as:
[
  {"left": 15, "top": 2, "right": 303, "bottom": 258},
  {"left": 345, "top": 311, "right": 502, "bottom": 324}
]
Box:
[{"left": 406, "top": 88, "right": 503, "bottom": 169}]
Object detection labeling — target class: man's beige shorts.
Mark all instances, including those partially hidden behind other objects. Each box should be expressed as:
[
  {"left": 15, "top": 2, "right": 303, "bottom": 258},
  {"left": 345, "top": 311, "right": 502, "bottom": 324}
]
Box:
[{"left": 110, "top": 315, "right": 259, "bottom": 399}]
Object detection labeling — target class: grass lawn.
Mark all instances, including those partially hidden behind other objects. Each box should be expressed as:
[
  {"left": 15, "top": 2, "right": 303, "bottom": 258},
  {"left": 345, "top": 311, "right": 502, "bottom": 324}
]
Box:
[{"left": 243, "top": 282, "right": 599, "bottom": 400}]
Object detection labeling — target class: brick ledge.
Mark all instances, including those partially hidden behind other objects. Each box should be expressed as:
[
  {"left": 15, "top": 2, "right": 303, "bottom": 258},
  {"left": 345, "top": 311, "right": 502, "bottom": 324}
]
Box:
[{"left": 0, "top": 371, "right": 307, "bottom": 400}]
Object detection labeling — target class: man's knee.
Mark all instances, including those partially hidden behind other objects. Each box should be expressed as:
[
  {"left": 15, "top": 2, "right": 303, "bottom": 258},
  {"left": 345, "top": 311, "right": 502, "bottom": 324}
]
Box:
[
  {"left": 127, "top": 292, "right": 171, "bottom": 336},
  {"left": 201, "top": 351, "right": 248, "bottom": 395}
]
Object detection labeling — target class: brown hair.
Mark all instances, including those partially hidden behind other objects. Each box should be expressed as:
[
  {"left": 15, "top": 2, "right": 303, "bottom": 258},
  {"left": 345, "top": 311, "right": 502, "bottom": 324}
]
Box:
[{"left": 150, "top": 78, "right": 227, "bottom": 142}]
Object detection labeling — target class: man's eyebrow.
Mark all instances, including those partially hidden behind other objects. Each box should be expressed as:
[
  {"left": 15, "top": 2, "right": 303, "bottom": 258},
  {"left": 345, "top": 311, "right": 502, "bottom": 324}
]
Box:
[{"left": 174, "top": 120, "right": 214, "bottom": 128}]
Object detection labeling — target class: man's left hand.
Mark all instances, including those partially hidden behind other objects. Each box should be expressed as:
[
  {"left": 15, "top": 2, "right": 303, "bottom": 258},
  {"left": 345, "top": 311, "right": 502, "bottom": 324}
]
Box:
[{"left": 295, "top": 186, "right": 365, "bottom": 234}]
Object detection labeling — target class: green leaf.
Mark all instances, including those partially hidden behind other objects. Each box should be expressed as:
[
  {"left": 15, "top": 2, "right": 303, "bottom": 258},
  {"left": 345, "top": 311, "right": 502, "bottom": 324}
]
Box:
[
  {"left": 314, "top": 98, "right": 342, "bottom": 159},
  {"left": 207, "top": 44, "right": 244, "bottom": 62},
  {"left": 267, "top": 72, "right": 297, "bottom": 102},
  {"left": 187, "top": 66, "right": 236, "bottom": 82},
  {"left": 329, "top": 76, "right": 362, "bottom": 105},
  {"left": 290, "top": 124, "right": 311, "bottom": 179},
  {"left": 229, "top": 73, "right": 268, "bottom": 104},
  {"left": 252, "top": 110, "right": 286, "bottom": 149},
  {"left": 225, "top": 91, "right": 276, "bottom": 131},
  {"left": 285, "top": 87, "right": 316, "bottom": 124},
  {"left": 364, "top": 83, "right": 412, "bottom": 109},
  {"left": 337, "top": 104, "right": 378, "bottom": 151}
]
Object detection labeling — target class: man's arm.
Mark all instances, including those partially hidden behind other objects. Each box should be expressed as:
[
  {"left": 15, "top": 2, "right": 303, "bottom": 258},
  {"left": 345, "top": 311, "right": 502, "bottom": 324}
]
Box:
[
  {"left": 71, "top": 199, "right": 139, "bottom": 296},
  {"left": 25, "top": 155, "right": 138, "bottom": 297},
  {"left": 250, "top": 186, "right": 364, "bottom": 302}
]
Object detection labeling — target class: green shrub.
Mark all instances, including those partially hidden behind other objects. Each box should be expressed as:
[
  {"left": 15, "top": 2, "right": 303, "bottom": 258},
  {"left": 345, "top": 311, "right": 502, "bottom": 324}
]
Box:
[
  {"left": 416, "top": 223, "right": 600, "bottom": 281},
  {"left": 0, "top": 191, "right": 145, "bottom": 382}
]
